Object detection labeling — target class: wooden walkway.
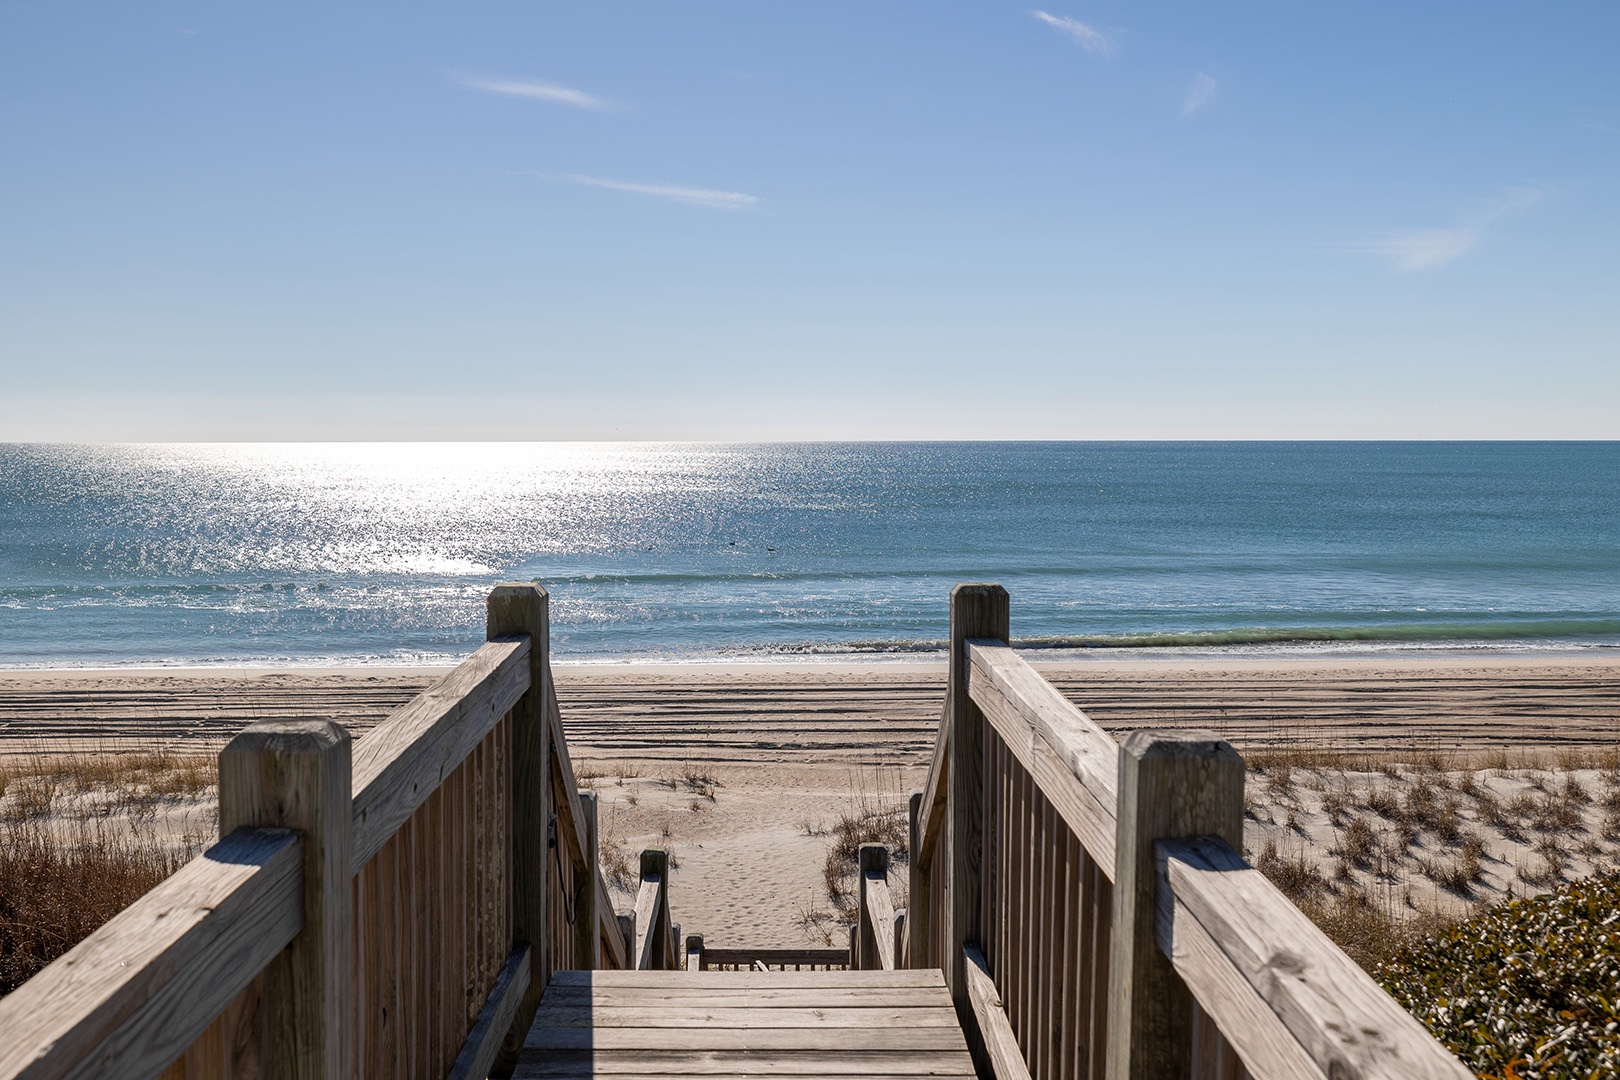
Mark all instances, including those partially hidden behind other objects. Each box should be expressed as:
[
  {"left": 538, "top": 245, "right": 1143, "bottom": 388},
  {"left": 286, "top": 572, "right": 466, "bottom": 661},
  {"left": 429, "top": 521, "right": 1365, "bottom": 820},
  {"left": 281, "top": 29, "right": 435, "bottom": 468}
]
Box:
[{"left": 514, "top": 969, "right": 976, "bottom": 1078}]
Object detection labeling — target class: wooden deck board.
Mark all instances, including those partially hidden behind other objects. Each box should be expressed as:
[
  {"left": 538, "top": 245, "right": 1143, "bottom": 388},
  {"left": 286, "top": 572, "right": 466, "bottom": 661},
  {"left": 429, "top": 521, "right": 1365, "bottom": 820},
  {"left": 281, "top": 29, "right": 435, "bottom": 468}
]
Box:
[{"left": 515, "top": 970, "right": 975, "bottom": 1078}]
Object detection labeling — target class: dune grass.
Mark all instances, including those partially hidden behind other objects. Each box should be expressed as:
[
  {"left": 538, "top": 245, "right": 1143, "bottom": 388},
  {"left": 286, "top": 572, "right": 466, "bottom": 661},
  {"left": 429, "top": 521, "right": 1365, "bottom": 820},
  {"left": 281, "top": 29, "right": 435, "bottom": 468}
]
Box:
[{"left": 0, "top": 750, "right": 214, "bottom": 995}]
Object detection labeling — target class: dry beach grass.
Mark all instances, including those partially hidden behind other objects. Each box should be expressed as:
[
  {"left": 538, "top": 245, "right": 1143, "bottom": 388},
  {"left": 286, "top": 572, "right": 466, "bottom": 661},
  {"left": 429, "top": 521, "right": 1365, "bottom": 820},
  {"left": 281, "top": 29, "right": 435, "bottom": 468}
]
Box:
[{"left": 0, "top": 750, "right": 216, "bottom": 993}]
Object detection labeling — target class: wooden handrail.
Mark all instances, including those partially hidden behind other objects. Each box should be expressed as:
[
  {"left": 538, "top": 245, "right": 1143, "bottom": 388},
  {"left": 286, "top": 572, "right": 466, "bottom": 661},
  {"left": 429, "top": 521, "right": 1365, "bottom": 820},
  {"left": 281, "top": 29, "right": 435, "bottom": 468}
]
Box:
[
  {"left": 0, "top": 582, "right": 635, "bottom": 1080},
  {"left": 0, "top": 828, "right": 302, "bottom": 1080},
  {"left": 633, "top": 886, "right": 659, "bottom": 969},
  {"left": 545, "top": 678, "right": 588, "bottom": 869},
  {"left": 962, "top": 946, "right": 1033, "bottom": 1080},
  {"left": 1158, "top": 837, "right": 1473, "bottom": 1080},
  {"left": 632, "top": 848, "right": 672, "bottom": 971},
  {"left": 915, "top": 699, "right": 950, "bottom": 869},
  {"left": 856, "top": 844, "right": 898, "bottom": 971},
  {"left": 966, "top": 639, "right": 1118, "bottom": 873},
  {"left": 598, "top": 875, "right": 628, "bottom": 970},
  {"left": 350, "top": 635, "right": 529, "bottom": 866},
  {"left": 447, "top": 945, "right": 532, "bottom": 1080},
  {"left": 688, "top": 947, "right": 850, "bottom": 971},
  {"left": 906, "top": 583, "right": 1472, "bottom": 1080}
]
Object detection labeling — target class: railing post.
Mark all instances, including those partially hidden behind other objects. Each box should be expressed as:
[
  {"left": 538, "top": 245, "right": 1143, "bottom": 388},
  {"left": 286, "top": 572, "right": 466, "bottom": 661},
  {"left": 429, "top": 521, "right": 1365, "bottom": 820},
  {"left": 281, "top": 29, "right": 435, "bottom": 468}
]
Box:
[
  {"left": 907, "top": 789, "right": 929, "bottom": 969},
  {"left": 686, "top": 933, "right": 704, "bottom": 971},
  {"left": 1106, "top": 730, "right": 1244, "bottom": 1080},
  {"left": 640, "top": 848, "right": 670, "bottom": 970},
  {"left": 218, "top": 718, "right": 354, "bottom": 1080},
  {"left": 575, "top": 791, "right": 600, "bottom": 970},
  {"left": 487, "top": 583, "right": 551, "bottom": 1071},
  {"left": 946, "top": 583, "right": 1008, "bottom": 1032},
  {"left": 618, "top": 913, "right": 635, "bottom": 966},
  {"left": 856, "top": 843, "right": 889, "bottom": 970}
]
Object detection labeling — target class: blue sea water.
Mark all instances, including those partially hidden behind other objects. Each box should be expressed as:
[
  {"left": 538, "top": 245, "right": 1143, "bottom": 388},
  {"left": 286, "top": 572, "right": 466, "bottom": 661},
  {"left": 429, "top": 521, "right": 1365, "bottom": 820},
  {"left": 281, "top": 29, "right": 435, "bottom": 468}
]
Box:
[{"left": 0, "top": 442, "right": 1617, "bottom": 667}]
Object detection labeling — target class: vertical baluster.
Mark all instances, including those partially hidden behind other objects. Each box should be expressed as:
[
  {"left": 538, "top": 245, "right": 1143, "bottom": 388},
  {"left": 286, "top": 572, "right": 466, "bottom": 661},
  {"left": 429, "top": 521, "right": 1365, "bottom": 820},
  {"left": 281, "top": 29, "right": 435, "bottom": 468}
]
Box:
[
  {"left": 1014, "top": 758, "right": 1033, "bottom": 1060},
  {"left": 1061, "top": 830, "right": 1080, "bottom": 1080},
  {"left": 1043, "top": 790, "right": 1056, "bottom": 1075},
  {"left": 1041, "top": 809, "right": 1057, "bottom": 1080},
  {"left": 1089, "top": 856, "right": 1111, "bottom": 1080},
  {"left": 907, "top": 790, "right": 927, "bottom": 969}
]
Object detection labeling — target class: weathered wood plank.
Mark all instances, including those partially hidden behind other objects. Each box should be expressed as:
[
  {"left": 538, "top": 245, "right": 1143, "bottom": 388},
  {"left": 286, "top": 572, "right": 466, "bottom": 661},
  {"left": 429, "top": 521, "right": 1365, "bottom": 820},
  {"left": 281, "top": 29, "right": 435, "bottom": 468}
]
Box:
[
  {"left": 1159, "top": 838, "right": 1472, "bottom": 1080},
  {"left": 696, "top": 949, "right": 850, "bottom": 970},
  {"left": 634, "top": 879, "right": 662, "bottom": 971},
  {"left": 513, "top": 1052, "right": 974, "bottom": 1078},
  {"left": 963, "top": 946, "right": 1033, "bottom": 1080},
  {"left": 857, "top": 845, "right": 896, "bottom": 972},
  {"left": 1107, "top": 731, "right": 1244, "bottom": 1080},
  {"left": 526, "top": 1027, "right": 972, "bottom": 1053},
  {"left": 489, "top": 583, "right": 552, "bottom": 1072},
  {"left": 599, "top": 874, "right": 628, "bottom": 970},
  {"left": 534, "top": 1006, "right": 965, "bottom": 1028},
  {"left": 350, "top": 637, "right": 528, "bottom": 866},
  {"left": 906, "top": 790, "right": 927, "bottom": 970},
  {"left": 1160, "top": 882, "right": 1321, "bottom": 1080},
  {"left": 575, "top": 791, "right": 600, "bottom": 971},
  {"left": 447, "top": 945, "right": 532, "bottom": 1080},
  {"left": 536, "top": 985, "right": 957, "bottom": 1008},
  {"left": 968, "top": 641, "right": 1118, "bottom": 875},
  {"left": 545, "top": 678, "right": 588, "bottom": 863},
  {"left": 0, "top": 829, "right": 301, "bottom": 1080},
  {"left": 916, "top": 701, "right": 950, "bottom": 868},
  {"left": 519, "top": 1071, "right": 973, "bottom": 1080},
  {"left": 546, "top": 969, "right": 950, "bottom": 989},
  {"left": 220, "top": 718, "right": 355, "bottom": 1080},
  {"left": 946, "top": 584, "right": 1008, "bottom": 1046}
]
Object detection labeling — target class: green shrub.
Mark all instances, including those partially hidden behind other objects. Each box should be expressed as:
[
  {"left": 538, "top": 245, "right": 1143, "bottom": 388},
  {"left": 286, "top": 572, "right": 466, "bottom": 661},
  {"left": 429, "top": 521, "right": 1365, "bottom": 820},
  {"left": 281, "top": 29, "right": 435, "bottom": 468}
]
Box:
[{"left": 1376, "top": 874, "right": 1620, "bottom": 1079}]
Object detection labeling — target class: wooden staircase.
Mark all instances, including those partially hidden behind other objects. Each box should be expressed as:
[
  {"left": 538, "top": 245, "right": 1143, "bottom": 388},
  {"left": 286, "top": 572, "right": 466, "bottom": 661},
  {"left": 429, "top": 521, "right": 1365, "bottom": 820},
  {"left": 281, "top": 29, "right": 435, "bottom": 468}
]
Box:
[{"left": 515, "top": 968, "right": 976, "bottom": 1079}]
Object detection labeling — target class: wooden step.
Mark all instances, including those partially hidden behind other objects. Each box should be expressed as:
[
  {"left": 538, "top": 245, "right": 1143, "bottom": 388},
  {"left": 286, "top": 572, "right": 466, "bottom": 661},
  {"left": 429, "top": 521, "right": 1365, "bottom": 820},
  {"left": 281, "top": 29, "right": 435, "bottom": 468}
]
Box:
[{"left": 515, "top": 969, "right": 976, "bottom": 1078}]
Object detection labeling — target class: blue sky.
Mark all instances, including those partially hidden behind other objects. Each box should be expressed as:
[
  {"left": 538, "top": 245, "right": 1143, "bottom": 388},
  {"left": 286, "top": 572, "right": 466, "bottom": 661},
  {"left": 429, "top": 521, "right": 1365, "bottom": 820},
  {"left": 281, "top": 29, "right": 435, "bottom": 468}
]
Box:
[{"left": 1, "top": 2, "right": 1616, "bottom": 439}]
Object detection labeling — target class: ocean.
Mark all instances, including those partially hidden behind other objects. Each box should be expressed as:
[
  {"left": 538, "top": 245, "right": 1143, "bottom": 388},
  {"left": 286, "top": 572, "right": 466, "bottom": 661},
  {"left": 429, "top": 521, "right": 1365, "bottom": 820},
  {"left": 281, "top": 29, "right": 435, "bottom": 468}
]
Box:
[{"left": 0, "top": 442, "right": 1617, "bottom": 667}]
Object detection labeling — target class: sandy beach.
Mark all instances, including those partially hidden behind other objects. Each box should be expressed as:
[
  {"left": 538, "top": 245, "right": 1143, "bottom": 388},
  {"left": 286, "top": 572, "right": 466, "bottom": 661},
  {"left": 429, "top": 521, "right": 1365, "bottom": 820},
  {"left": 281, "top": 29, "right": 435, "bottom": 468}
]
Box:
[{"left": 3, "top": 654, "right": 1618, "bottom": 949}]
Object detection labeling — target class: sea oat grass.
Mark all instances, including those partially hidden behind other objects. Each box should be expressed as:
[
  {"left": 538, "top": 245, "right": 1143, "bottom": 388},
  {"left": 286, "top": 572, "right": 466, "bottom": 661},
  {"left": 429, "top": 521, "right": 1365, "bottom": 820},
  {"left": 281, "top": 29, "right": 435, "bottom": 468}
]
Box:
[
  {"left": 0, "top": 820, "right": 198, "bottom": 994},
  {"left": 0, "top": 750, "right": 215, "bottom": 994}
]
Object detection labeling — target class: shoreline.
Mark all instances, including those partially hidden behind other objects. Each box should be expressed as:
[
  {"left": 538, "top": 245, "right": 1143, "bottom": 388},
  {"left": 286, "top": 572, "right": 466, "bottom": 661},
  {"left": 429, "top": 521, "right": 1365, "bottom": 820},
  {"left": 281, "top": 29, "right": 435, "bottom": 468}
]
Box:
[{"left": 3, "top": 640, "right": 1620, "bottom": 678}]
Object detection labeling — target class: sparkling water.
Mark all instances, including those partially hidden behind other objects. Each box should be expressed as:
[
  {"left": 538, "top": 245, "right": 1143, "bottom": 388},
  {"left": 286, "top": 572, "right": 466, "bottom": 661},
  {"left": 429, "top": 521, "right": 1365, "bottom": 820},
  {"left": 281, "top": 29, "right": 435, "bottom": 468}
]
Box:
[{"left": 1, "top": 442, "right": 1617, "bottom": 666}]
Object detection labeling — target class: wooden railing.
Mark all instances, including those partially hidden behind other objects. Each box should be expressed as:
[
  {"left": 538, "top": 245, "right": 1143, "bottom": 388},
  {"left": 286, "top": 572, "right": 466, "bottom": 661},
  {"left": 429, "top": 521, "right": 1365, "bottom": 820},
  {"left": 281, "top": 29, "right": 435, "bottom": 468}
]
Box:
[
  {"left": 0, "top": 583, "right": 625, "bottom": 1080},
  {"left": 628, "top": 848, "right": 679, "bottom": 971},
  {"left": 684, "top": 939, "right": 849, "bottom": 971},
  {"left": 906, "top": 583, "right": 1471, "bottom": 1080},
  {"left": 853, "top": 843, "right": 902, "bottom": 972}
]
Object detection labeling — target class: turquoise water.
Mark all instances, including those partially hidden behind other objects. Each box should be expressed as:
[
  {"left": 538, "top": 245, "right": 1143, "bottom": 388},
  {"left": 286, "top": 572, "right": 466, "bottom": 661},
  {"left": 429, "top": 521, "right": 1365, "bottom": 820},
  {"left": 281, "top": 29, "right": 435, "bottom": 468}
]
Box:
[{"left": 0, "top": 442, "right": 1617, "bottom": 666}]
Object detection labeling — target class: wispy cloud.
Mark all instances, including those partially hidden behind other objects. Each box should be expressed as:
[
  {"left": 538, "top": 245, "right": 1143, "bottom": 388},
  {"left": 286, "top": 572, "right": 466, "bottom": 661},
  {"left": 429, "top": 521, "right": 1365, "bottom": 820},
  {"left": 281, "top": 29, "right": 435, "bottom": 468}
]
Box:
[
  {"left": 458, "top": 76, "right": 612, "bottom": 111},
  {"left": 1181, "top": 72, "right": 1217, "bottom": 116},
  {"left": 1340, "top": 186, "right": 1550, "bottom": 272},
  {"left": 550, "top": 173, "right": 759, "bottom": 210},
  {"left": 1031, "top": 11, "right": 1116, "bottom": 58}
]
